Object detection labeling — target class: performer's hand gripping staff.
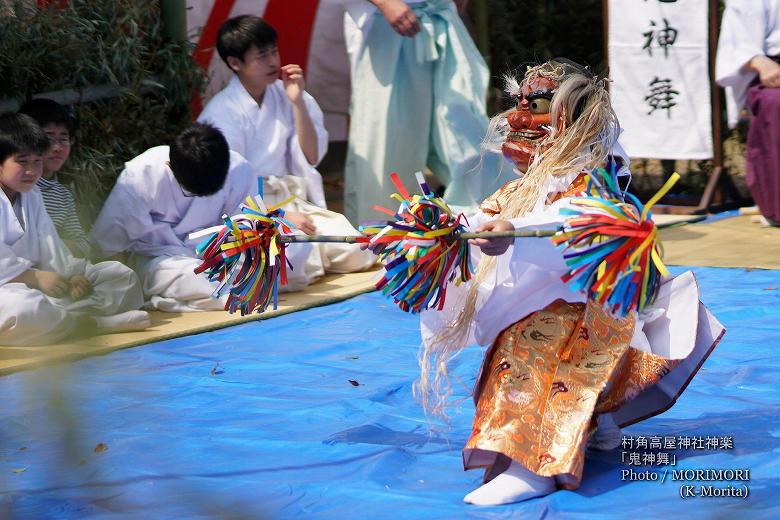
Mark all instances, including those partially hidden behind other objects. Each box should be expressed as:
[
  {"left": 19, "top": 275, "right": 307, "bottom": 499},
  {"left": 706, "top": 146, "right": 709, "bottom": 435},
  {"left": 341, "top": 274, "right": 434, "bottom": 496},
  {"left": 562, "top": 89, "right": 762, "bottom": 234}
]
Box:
[
  {"left": 358, "top": 170, "right": 682, "bottom": 317},
  {"left": 192, "top": 170, "right": 683, "bottom": 317}
]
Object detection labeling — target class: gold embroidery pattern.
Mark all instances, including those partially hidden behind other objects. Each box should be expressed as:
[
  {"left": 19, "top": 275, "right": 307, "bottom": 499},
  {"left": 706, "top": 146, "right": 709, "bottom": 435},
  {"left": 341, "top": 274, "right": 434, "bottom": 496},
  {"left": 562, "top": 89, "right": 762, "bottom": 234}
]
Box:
[
  {"left": 596, "top": 349, "right": 680, "bottom": 414},
  {"left": 479, "top": 173, "right": 588, "bottom": 217},
  {"left": 464, "top": 299, "right": 638, "bottom": 488},
  {"left": 480, "top": 179, "right": 522, "bottom": 216}
]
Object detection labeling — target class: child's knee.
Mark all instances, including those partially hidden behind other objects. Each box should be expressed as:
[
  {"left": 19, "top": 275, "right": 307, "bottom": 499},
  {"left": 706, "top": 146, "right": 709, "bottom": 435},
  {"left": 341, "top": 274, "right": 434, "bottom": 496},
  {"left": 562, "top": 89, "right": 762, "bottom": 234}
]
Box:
[{"left": 0, "top": 290, "right": 71, "bottom": 345}]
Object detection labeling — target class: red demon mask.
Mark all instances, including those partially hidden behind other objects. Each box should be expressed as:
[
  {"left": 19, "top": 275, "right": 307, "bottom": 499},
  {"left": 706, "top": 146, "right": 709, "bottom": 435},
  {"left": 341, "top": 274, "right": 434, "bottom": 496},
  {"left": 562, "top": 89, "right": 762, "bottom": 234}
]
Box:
[{"left": 501, "top": 76, "right": 561, "bottom": 172}]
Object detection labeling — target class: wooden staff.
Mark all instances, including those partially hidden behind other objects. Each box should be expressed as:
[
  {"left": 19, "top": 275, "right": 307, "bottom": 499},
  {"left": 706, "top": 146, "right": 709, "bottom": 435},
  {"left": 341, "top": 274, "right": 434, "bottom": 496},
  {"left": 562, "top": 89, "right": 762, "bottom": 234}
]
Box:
[{"left": 276, "top": 216, "right": 704, "bottom": 243}]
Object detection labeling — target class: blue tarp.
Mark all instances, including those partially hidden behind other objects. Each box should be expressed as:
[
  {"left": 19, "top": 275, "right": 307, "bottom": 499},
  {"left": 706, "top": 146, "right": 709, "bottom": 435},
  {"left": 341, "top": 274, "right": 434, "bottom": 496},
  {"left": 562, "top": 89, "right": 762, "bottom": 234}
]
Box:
[{"left": 1, "top": 266, "right": 778, "bottom": 519}]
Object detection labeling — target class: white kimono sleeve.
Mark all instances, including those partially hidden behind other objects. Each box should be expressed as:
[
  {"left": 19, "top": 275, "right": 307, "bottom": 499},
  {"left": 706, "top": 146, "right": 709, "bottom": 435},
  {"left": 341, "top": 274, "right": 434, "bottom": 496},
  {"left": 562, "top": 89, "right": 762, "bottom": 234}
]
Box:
[
  {"left": 716, "top": 3, "right": 767, "bottom": 88},
  {"left": 287, "top": 90, "right": 328, "bottom": 208},
  {"left": 0, "top": 192, "right": 33, "bottom": 285},
  {"left": 715, "top": 2, "right": 768, "bottom": 126},
  {"left": 474, "top": 198, "right": 585, "bottom": 346},
  {"left": 222, "top": 155, "right": 262, "bottom": 214},
  {"left": 0, "top": 243, "right": 32, "bottom": 287},
  {"left": 91, "top": 174, "right": 191, "bottom": 259},
  {"left": 422, "top": 200, "right": 579, "bottom": 350}
]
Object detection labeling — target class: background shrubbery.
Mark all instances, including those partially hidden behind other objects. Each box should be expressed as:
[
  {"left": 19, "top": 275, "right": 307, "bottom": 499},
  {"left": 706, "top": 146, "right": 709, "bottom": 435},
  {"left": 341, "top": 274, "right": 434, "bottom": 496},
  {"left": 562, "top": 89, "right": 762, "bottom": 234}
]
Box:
[
  {"left": 0, "top": 0, "right": 744, "bottom": 213},
  {"left": 0, "top": 0, "right": 205, "bottom": 222}
]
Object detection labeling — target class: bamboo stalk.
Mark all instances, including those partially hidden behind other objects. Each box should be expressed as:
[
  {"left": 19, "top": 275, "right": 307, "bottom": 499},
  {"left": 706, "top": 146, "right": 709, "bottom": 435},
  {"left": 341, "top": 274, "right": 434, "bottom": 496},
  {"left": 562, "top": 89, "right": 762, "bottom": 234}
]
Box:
[
  {"left": 276, "top": 230, "right": 554, "bottom": 244},
  {"left": 276, "top": 216, "right": 703, "bottom": 243},
  {"left": 278, "top": 235, "right": 362, "bottom": 243},
  {"left": 458, "top": 229, "right": 555, "bottom": 239}
]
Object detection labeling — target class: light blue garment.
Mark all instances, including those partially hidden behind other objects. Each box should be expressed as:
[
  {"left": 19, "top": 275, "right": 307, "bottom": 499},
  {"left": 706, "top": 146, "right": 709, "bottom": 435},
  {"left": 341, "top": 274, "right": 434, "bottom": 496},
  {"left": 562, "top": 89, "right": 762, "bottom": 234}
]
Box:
[{"left": 344, "top": 0, "right": 514, "bottom": 224}]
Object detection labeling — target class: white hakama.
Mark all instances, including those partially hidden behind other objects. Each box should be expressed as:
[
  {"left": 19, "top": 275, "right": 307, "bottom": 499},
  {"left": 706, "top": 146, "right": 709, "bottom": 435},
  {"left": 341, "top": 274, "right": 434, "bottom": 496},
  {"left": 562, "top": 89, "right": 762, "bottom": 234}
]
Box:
[{"left": 0, "top": 189, "right": 147, "bottom": 345}]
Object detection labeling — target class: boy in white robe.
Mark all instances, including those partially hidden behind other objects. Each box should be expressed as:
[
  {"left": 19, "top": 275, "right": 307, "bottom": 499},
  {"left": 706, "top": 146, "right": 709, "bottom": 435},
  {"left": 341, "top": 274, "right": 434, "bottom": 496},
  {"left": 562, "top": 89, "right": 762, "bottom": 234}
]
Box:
[
  {"left": 0, "top": 113, "right": 149, "bottom": 346},
  {"left": 91, "top": 123, "right": 318, "bottom": 312},
  {"left": 342, "top": 0, "right": 512, "bottom": 223},
  {"left": 19, "top": 98, "right": 91, "bottom": 258},
  {"left": 197, "top": 15, "right": 375, "bottom": 286}
]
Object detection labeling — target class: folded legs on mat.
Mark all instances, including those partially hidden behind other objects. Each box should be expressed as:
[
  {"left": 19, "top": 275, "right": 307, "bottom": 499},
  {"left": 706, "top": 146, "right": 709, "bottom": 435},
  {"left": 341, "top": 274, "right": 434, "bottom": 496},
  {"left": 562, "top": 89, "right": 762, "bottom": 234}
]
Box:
[{"left": 90, "top": 311, "right": 151, "bottom": 334}]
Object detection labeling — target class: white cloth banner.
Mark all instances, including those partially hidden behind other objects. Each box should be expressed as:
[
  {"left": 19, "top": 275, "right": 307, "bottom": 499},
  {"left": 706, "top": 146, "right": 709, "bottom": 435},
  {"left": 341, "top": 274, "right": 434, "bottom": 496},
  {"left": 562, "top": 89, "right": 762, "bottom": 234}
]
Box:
[{"left": 609, "top": 0, "right": 713, "bottom": 159}]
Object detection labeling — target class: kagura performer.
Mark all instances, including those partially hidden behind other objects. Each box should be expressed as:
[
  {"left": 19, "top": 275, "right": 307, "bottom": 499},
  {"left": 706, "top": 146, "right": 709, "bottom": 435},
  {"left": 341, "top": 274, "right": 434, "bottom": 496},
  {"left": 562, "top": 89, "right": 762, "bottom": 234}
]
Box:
[{"left": 418, "top": 59, "right": 725, "bottom": 505}]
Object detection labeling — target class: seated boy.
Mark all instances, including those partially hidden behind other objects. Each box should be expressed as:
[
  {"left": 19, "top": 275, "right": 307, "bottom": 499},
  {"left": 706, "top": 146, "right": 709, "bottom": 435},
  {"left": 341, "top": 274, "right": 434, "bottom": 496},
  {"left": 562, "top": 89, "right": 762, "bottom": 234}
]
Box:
[
  {"left": 18, "top": 98, "right": 91, "bottom": 258},
  {"left": 90, "top": 122, "right": 317, "bottom": 312},
  {"left": 0, "top": 113, "right": 149, "bottom": 346},
  {"left": 197, "top": 15, "right": 375, "bottom": 285}
]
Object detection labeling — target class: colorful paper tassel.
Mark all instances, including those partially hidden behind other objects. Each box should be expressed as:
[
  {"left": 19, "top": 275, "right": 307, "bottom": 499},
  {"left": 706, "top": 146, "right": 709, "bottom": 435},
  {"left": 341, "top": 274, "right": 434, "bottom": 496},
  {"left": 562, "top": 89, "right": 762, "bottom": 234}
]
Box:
[
  {"left": 192, "top": 195, "right": 296, "bottom": 315},
  {"left": 192, "top": 168, "right": 678, "bottom": 319},
  {"left": 358, "top": 172, "right": 473, "bottom": 314},
  {"left": 552, "top": 168, "right": 678, "bottom": 317}
]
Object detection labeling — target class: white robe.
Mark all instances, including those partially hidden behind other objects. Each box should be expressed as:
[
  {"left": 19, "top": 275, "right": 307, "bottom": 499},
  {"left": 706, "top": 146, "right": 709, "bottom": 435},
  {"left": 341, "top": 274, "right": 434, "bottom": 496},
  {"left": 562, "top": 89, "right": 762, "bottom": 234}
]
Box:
[
  {"left": 0, "top": 188, "right": 145, "bottom": 345},
  {"left": 343, "top": 0, "right": 430, "bottom": 80},
  {"left": 421, "top": 174, "right": 725, "bottom": 427},
  {"left": 198, "top": 76, "right": 328, "bottom": 208},
  {"left": 89, "top": 146, "right": 317, "bottom": 312},
  {"left": 198, "top": 76, "right": 376, "bottom": 280},
  {"left": 715, "top": 0, "right": 780, "bottom": 128}
]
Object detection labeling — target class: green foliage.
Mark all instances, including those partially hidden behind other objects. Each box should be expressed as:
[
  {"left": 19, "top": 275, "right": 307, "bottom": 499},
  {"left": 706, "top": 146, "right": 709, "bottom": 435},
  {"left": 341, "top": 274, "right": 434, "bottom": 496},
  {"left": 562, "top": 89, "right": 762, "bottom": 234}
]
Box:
[{"left": 0, "top": 0, "right": 205, "bottom": 222}]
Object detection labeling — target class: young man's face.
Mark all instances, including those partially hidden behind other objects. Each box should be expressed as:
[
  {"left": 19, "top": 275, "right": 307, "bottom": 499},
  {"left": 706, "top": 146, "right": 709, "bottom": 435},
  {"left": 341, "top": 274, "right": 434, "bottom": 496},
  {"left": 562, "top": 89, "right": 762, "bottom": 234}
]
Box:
[
  {"left": 0, "top": 152, "right": 44, "bottom": 198},
  {"left": 41, "top": 123, "right": 71, "bottom": 178},
  {"left": 228, "top": 44, "right": 280, "bottom": 90}
]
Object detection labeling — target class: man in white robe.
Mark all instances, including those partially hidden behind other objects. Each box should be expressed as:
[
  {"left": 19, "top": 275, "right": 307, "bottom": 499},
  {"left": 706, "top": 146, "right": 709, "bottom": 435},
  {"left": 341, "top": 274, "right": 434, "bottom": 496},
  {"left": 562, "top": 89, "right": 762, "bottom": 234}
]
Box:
[
  {"left": 199, "top": 66, "right": 327, "bottom": 210},
  {"left": 716, "top": 0, "right": 780, "bottom": 224},
  {"left": 197, "top": 15, "right": 375, "bottom": 284},
  {"left": 91, "top": 123, "right": 316, "bottom": 312},
  {"left": 1, "top": 113, "right": 149, "bottom": 345},
  {"left": 342, "top": 0, "right": 513, "bottom": 224}
]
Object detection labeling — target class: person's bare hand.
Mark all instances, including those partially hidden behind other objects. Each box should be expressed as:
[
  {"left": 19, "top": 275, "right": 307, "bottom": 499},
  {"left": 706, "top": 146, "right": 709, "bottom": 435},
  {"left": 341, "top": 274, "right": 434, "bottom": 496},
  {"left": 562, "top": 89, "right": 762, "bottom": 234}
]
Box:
[
  {"left": 281, "top": 64, "right": 306, "bottom": 104},
  {"left": 287, "top": 211, "right": 317, "bottom": 235},
  {"left": 34, "top": 270, "right": 70, "bottom": 298},
  {"left": 68, "top": 275, "right": 93, "bottom": 300},
  {"left": 375, "top": 0, "right": 420, "bottom": 37},
  {"left": 751, "top": 55, "right": 780, "bottom": 88},
  {"left": 468, "top": 219, "right": 515, "bottom": 256}
]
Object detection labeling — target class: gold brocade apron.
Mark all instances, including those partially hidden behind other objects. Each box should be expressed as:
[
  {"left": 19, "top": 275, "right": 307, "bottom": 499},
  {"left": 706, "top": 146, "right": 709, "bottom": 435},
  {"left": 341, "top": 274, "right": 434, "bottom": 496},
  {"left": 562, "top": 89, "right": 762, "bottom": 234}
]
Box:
[{"left": 463, "top": 299, "right": 679, "bottom": 490}]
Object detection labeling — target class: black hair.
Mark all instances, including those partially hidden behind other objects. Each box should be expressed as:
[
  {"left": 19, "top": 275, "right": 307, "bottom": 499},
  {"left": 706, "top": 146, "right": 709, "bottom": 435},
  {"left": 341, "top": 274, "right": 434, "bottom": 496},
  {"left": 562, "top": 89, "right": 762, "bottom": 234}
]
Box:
[
  {"left": 216, "top": 15, "right": 278, "bottom": 69},
  {"left": 0, "top": 112, "right": 51, "bottom": 163},
  {"left": 169, "top": 122, "right": 230, "bottom": 196},
  {"left": 18, "top": 98, "right": 77, "bottom": 133}
]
